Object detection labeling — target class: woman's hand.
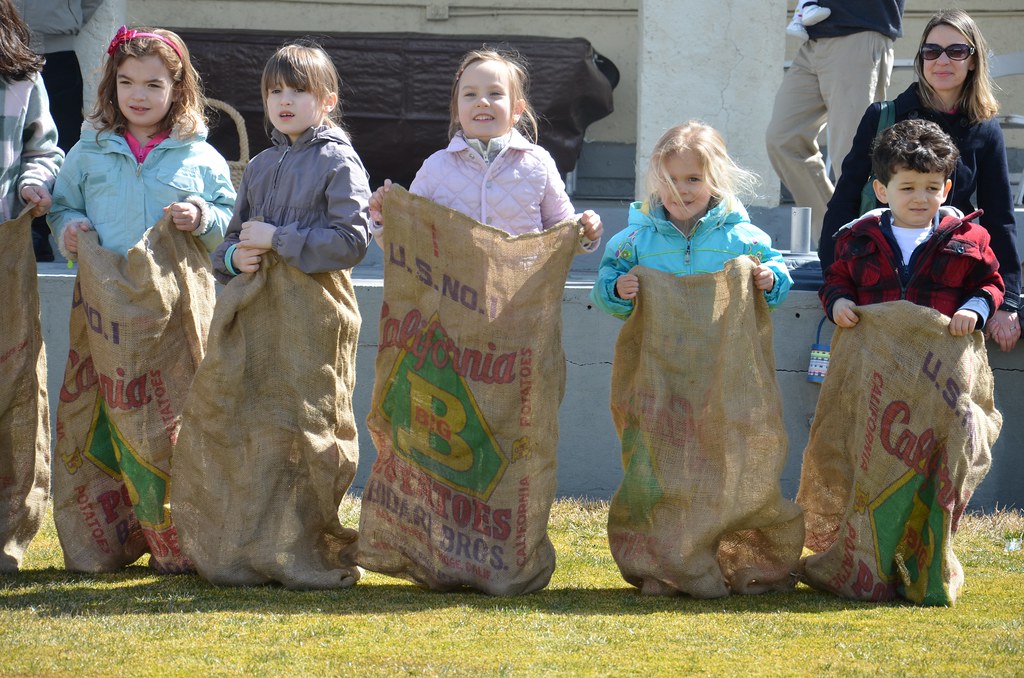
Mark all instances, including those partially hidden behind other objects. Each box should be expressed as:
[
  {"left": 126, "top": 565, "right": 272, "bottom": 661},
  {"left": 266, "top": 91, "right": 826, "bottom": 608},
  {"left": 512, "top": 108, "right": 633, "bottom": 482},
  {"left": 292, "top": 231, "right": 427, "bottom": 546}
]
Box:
[{"left": 986, "top": 309, "right": 1020, "bottom": 352}]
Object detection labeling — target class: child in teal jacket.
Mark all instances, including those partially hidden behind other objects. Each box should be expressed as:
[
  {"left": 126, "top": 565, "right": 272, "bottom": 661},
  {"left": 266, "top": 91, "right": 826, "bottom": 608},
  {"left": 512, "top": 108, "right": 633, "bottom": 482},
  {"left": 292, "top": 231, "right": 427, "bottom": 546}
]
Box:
[{"left": 591, "top": 121, "right": 791, "bottom": 319}]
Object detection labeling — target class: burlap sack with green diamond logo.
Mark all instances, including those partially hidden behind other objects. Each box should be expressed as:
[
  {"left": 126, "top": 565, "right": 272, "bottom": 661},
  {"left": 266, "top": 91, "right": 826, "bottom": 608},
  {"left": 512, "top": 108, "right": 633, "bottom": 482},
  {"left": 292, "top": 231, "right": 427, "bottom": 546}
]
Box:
[
  {"left": 607, "top": 259, "right": 804, "bottom": 598},
  {"left": 797, "top": 301, "right": 1000, "bottom": 605},
  {"left": 358, "top": 186, "right": 577, "bottom": 594},
  {"left": 0, "top": 210, "right": 50, "bottom": 572},
  {"left": 51, "top": 216, "right": 213, "bottom": 573}
]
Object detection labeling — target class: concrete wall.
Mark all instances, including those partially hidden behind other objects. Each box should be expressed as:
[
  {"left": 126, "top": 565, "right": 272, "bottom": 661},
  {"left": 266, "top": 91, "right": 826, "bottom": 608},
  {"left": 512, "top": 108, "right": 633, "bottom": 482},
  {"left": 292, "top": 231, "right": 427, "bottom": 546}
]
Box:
[
  {"left": 636, "top": 0, "right": 783, "bottom": 203},
  {"left": 35, "top": 263, "right": 1024, "bottom": 512}
]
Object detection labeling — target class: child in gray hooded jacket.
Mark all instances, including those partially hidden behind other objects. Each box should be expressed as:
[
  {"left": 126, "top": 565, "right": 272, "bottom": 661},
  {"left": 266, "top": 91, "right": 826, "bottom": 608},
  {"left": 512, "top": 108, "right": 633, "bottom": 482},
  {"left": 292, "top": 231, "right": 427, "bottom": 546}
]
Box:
[{"left": 212, "top": 42, "right": 371, "bottom": 282}]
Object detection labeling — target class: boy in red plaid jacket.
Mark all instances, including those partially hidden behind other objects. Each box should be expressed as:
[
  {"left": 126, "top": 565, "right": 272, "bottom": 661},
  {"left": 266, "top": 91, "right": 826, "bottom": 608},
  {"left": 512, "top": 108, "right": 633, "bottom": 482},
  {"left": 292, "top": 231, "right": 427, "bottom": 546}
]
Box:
[{"left": 821, "top": 119, "right": 1004, "bottom": 334}]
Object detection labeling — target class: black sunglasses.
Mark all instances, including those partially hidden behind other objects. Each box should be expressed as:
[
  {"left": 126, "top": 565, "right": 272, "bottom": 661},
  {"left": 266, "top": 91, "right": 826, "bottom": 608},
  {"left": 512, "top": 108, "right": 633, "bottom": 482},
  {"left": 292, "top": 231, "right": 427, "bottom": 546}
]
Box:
[{"left": 920, "top": 43, "right": 975, "bottom": 61}]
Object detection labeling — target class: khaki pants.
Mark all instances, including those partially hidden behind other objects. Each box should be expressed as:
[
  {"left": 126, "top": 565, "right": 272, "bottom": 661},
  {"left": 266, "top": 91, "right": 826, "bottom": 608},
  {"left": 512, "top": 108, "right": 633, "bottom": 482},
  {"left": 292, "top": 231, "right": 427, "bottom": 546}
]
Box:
[{"left": 766, "top": 31, "right": 894, "bottom": 242}]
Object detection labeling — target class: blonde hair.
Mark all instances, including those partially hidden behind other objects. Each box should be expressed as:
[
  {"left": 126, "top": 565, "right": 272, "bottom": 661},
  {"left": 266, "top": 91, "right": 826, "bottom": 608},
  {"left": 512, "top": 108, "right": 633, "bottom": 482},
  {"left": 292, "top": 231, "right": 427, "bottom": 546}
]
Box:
[
  {"left": 448, "top": 49, "right": 538, "bottom": 141},
  {"left": 642, "top": 121, "right": 759, "bottom": 215},
  {"left": 261, "top": 42, "right": 344, "bottom": 133},
  {"left": 914, "top": 9, "right": 999, "bottom": 123},
  {"left": 91, "top": 28, "right": 204, "bottom": 138}
]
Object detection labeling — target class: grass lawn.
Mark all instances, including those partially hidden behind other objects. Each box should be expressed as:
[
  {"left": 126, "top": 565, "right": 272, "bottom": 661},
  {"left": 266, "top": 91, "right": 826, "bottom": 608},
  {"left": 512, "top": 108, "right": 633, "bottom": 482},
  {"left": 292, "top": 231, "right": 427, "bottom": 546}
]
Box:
[{"left": 1, "top": 499, "right": 1022, "bottom": 676}]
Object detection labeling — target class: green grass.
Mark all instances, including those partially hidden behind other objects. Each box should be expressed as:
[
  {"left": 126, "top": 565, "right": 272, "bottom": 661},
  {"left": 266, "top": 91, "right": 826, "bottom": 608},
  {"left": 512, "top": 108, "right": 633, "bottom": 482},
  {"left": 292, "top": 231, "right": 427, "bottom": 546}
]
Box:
[{"left": 2, "top": 499, "right": 1023, "bottom": 676}]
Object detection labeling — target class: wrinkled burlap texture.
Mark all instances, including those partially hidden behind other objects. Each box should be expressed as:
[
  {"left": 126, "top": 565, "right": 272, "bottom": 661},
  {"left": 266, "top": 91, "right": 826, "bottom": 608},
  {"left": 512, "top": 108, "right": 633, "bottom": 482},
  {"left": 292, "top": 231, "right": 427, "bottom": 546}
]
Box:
[
  {"left": 173, "top": 252, "right": 362, "bottom": 589},
  {"left": 797, "top": 301, "right": 1000, "bottom": 605},
  {"left": 52, "top": 217, "right": 213, "bottom": 573},
  {"left": 0, "top": 210, "right": 50, "bottom": 572},
  {"left": 358, "top": 186, "right": 577, "bottom": 594},
  {"left": 607, "top": 259, "right": 804, "bottom": 598}
]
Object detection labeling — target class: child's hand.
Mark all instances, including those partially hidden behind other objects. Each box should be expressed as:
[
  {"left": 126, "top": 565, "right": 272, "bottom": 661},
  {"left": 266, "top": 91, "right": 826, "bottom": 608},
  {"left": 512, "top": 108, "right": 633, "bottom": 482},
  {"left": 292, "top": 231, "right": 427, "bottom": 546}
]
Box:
[
  {"left": 949, "top": 310, "right": 979, "bottom": 337},
  {"left": 580, "top": 210, "right": 603, "bottom": 242},
  {"left": 832, "top": 298, "right": 859, "bottom": 328},
  {"left": 239, "top": 220, "right": 277, "bottom": 249},
  {"left": 369, "top": 179, "right": 393, "bottom": 224},
  {"left": 232, "top": 245, "right": 266, "bottom": 274},
  {"left": 616, "top": 273, "right": 639, "bottom": 300},
  {"left": 164, "top": 201, "right": 200, "bottom": 231},
  {"left": 21, "top": 185, "right": 52, "bottom": 217},
  {"left": 753, "top": 264, "right": 775, "bottom": 292},
  {"left": 63, "top": 219, "right": 92, "bottom": 255}
]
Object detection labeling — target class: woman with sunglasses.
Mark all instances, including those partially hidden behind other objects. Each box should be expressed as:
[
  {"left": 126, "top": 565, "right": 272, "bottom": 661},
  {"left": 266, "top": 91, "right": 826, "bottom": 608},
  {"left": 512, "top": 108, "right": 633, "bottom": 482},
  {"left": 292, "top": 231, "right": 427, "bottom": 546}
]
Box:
[{"left": 819, "top": 8, "right": 1021, "bottom": 351}]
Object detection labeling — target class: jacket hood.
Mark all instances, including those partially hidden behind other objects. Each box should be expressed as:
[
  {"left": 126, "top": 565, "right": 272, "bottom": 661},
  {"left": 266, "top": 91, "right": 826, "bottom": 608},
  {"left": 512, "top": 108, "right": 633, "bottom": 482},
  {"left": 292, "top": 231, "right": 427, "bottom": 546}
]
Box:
[
  {"left": 841, "top": 205, "right": 979, "bottom": 238},
  {"left": 270, "top": 124, "right": 353, "bottom": 148}
]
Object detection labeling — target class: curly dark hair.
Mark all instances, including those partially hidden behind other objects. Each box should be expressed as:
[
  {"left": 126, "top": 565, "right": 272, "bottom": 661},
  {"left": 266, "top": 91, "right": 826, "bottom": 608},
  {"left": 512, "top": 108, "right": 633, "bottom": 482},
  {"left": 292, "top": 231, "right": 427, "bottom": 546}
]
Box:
[{"left": 870, "top": 119, "right": 960, "bottom": 185}]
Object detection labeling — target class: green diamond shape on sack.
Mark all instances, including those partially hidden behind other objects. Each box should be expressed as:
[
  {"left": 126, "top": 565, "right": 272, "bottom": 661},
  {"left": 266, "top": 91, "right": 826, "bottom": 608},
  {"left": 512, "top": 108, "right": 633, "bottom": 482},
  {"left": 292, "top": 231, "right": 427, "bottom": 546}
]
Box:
[
  {"left": 612, "top": 424, "right": 663, "bottom": 526},
  {"left": 869, "top": 468, "right": 948, "bottom": 605},
  {"left": 83, "top": 394, "right": 172, "bottom": 529},
  {"left": 379, "top": 315, "right": 508, "bottom": 500}
]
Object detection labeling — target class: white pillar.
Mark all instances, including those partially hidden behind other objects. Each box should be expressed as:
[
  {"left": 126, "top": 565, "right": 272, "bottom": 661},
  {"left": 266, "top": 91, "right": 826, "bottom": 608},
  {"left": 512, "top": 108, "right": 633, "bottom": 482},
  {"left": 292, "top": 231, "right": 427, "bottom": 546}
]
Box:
[
  {"left": 636, "top": 0, "right": 786, "bottom": 206},
  {"left": 75, "top": 0, "right": 128, "bottom": 117}
]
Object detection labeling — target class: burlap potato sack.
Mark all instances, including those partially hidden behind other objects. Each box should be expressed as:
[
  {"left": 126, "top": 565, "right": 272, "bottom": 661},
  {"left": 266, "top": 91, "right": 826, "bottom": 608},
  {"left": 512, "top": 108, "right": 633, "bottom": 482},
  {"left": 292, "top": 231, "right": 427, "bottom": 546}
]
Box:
[
  {"left": 358, "top": 186, "right": 577, "bottom": 594},
  {"left": 797, "top": 301, "right": 1000, "bottom": 605},
  {"left": 0, "top": 210, "right": 50, "bottom": 572},
  {"left": 51, "top": 216, "right": 214, "bottom": 573},
  {"left": 173, "top": 252, "right": 362, "bottom": 589},
  {"left": 607, "top": 258, "right": 804, "bottom": 598}
]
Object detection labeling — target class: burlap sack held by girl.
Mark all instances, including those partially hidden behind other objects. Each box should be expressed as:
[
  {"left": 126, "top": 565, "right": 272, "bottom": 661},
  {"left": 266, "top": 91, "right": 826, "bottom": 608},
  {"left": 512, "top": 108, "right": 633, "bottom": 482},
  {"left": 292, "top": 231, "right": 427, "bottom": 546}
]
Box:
[
  {"left": 607, "top": 258, "right": 804, "bottom": 597},
  {"left": 51, "top": 216, "right": 214, "bottom": 572},
  {"left": 797, "top": 301, "right": 1000, "bottom": 605},
  {"left": 173, "top": 252, "right": 362, "bottom": 589},
  {"left": 0, "top": 210, "right": 50, "bottom": 572},
  {"left": 358, "top": 187, "right": 578, "bottom": 595}
]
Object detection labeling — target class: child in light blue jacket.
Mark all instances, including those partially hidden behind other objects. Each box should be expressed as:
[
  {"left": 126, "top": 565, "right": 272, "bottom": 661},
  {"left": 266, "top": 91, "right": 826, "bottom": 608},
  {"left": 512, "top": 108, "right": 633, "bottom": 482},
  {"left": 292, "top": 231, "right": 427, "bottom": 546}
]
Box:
[
  {"left": 591, "top": 121, "right": 791, "bottom": 319},
  {"left": 48, "top": 26, "right": 234, "bottom": 258}
]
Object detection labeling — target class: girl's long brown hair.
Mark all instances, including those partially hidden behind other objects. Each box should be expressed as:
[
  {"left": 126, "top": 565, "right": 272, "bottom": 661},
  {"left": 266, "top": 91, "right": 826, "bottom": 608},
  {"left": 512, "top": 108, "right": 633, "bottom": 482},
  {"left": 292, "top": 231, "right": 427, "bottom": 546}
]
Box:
[{"left": 0, "top": 0, "right": 44, "bottom": 82}]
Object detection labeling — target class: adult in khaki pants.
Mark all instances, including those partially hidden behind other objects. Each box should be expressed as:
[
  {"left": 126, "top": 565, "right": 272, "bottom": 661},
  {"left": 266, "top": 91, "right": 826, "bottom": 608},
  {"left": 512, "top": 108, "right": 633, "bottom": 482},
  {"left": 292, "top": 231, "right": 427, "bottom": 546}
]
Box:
[{"left": 765, "top": 1, "right": 905, "bottom": 245}]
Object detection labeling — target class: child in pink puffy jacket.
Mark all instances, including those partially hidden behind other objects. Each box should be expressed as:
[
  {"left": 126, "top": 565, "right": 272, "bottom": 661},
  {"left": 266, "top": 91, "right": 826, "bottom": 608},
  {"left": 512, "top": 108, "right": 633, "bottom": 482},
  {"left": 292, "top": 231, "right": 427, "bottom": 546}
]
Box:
[{"left": 369, "top": 48, "right": 602, "bottom": 249}]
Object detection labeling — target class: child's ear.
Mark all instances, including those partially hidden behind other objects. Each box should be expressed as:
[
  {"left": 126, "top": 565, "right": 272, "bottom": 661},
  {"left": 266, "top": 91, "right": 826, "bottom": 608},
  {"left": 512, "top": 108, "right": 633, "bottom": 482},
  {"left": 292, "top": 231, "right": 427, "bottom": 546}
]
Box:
[
  {"left": 512, "top": 98, "right": 526, "bottom": 123},
  {"left": 323, "top": 92, "right": 339, "bottom": 114},
  {"left": 872, "top": 179, "right": 888, "bottom": 205},
  {"left": 941, "top": 178, "right": 953, "bottom": 200}
]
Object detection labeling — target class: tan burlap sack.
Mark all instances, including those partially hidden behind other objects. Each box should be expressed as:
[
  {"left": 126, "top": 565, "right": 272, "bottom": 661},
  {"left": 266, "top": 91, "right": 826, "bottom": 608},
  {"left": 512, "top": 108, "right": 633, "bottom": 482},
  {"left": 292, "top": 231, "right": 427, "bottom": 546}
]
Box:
[
  {"left": 51, "top": 216, "right": 214, "bottom": 573},
  {"left": 173, "top": 252, "right": 362, "bottom": 589},
  {"left": 358, "top": 186, "right": 577, "bottom": 594},
  {"left": 797, "top": 301, "right": 1000, "bottom": 605},
  {"left": 607, "top": 258, "right": 804, "bottom": 598},
  {"left": 0, "top": 210, "right": 50, "bottom": 572}
]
